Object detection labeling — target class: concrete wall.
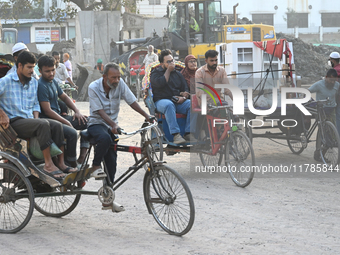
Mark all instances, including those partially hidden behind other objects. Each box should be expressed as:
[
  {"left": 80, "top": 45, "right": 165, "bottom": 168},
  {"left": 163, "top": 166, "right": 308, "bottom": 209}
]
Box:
[
  {"left": 144, "top": 18, "right": 168, "bottom": 37},
  {"left": 76, "top": 11, "right": 121, "bottom": 68},
  {"left": 225, "top": 0, "right": 340, "bottom": 34}
]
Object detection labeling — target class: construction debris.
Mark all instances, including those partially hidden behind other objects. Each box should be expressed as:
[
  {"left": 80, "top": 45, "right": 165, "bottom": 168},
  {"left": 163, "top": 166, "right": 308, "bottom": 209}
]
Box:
[{"left": 276, "top": 33, "right": 340, "bottom": 84}]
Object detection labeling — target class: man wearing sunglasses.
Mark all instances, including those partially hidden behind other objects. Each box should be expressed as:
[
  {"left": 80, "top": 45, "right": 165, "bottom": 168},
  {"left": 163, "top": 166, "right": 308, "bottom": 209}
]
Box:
[{"left": 150, "top": 49, "right": 195, "bottom": 144}]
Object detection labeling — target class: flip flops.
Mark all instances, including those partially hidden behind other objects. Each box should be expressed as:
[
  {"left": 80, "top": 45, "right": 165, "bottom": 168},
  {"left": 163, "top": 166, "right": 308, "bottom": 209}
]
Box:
[
  {"left": 41, "top": 169, "right": 66, "bottom": 181},
  {"left": 61, "top": 166, "right": 79, "bottom": 174}
]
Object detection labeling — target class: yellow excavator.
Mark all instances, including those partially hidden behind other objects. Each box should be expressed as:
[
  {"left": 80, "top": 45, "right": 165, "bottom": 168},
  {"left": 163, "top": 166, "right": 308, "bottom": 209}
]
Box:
[{"left": 167, "top": 0, "right": 276, "bottom": 60}]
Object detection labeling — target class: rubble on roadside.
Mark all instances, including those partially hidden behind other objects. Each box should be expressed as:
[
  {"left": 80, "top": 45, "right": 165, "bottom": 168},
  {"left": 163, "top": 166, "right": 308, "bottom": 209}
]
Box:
[{"left": 276, "top": 32, "right": 340, "bottom": 84}]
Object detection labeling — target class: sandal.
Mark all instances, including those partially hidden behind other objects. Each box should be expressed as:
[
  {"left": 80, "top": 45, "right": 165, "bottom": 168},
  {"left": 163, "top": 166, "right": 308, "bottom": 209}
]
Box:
[
  {"left": 61, "top": 166, "right": 79, "bottom": 173},
  {"left": 102, "top": 202, "right": 125, "bottom": 213},
  {"left": 90, "top": 168, "right": 107, "bottom": 179},
  {"left": 41, "top": 169, "right": 66, "bottom": 180}
]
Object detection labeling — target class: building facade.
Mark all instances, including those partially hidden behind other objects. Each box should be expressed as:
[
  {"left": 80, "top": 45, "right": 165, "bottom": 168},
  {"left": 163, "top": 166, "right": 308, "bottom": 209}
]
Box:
[
  {"left": 1, "top": 19, "right": 76, "bottom": 53},
  {"left": 136, "top": 0, "right": 168, "bottom": 17},
  {"left": 224, "top": 0, "right": 340, "bottom": 34}
]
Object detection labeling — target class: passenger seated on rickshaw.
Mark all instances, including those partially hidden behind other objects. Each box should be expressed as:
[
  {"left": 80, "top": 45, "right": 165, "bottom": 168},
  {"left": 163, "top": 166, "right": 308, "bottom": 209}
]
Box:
[
  {"left": 0, "top": 51, "right": 75, "bottom": 179},
  {"left": 150, "top": 49, "right": 196, "bottom": 144}
]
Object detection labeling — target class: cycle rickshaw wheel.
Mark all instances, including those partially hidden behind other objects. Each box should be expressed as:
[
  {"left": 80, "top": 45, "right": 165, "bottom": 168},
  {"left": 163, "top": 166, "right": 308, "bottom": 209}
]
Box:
[
  {"left": 287, "top": 133, "right": 307, "bottom": 155},
  {"left": 140, "top": 125, "right": 163, "bottom": 169},
  {"left": 198, "top": 128, "right": 223, "bottom": 168},
  {"left": 34, "top": 182, "right": 81, "bottom": 218},
  {"left": 0, "top": 163, "right": 34, "bottom": 233},
  {"left": 225, "top": 130, "right": 255, "bottom": 187},
  {"left": 317, "top": 121, "right": 340, "bottom": 167},
  {"left": 143, "top": 165, "right": 195, "bottom": 236}
]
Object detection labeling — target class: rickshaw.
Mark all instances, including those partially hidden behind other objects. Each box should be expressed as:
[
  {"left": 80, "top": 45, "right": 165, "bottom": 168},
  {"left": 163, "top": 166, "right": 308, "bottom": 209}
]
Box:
[
  {"left": 0, "top": 120, "right": 195, "bottom": 236},
  {"left": 142, "top": 61, "right": 255, "bottom": 187}
]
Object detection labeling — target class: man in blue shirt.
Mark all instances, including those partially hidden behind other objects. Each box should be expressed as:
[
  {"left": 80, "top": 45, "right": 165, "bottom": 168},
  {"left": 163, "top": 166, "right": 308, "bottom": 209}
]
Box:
[
  {"left": 37, "top": 55, "right": 88, "bottom": 170},
  {"left": 0, "top": 51, "right": 73, "bottom": 179},
  {"left": 308, "top": 68, "right": 340, "bottom": 162}
]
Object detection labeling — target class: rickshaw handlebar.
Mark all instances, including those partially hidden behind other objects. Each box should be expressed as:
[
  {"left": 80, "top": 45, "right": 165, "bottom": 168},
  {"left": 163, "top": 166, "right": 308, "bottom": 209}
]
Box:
[{"left": 117, "top": 120, "right": 158, "bottom": 136}]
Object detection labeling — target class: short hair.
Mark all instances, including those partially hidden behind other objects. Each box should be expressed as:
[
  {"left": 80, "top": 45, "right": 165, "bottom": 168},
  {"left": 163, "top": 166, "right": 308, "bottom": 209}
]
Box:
[
  {"left": 52, "top": 51, "right": 59, "bottom": 57},
  {"left": 205, "top": 50, "right": 219, "bottom": 59},
  {"left": 326, "top": 68, "right": 338, "bottom": 78},
  {"left": 38, "top": 55, "right": 56, "bottom": 70},
  {"left": 16, "top": 51, "right": 36, "bottom": 68},
  {"left": 63, "top": 53, "right": 70, "bottom": 58},
  {"left": 103, "top": 62, "right": 120, "bottom": 75},
  {"left": 159, "top": 49, "right": 172, "bottom": 63}
]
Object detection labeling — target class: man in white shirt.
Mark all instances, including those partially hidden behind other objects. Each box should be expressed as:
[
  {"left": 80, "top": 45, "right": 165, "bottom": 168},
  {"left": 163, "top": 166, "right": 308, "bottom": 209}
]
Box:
[
  {"left": 88, "top": 62, "right": 152, "bottom": 211},
  {"left": 52, "top": 51, "right": 76, "bottom": 88},
  {"left": 138, "top": 45, "right": 158, "bottom": 71}
]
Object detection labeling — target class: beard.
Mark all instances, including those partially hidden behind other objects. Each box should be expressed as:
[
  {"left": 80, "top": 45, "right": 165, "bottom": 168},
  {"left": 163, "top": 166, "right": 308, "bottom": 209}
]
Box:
[
  {"left": 107, "top": 79, "right": 117, "bottom": 89},
  {"left": 23, "top": 74, "right": 32, "bottom": 84},
  {"left": 208, "top": 63, "right": 217, "bottom": 70}
]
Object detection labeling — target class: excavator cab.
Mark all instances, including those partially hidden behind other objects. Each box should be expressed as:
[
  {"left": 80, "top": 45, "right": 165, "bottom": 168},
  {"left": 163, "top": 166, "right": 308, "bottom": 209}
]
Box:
[{"left": 168, "top": 0, "right": 223, "bottom": 58}]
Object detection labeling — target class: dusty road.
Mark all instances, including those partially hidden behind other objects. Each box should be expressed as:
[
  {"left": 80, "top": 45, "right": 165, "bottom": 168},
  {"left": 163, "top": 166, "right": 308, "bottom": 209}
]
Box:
[{"left": 2, "top": 101, "right": 340, "bottom": 254}]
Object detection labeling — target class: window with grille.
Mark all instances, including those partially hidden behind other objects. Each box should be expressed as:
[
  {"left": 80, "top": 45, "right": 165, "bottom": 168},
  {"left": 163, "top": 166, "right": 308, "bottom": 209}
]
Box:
[
  {"left": 287, "top": 13, "right": 308, "bottom": 28},
  {"left": 252, "top": 14, "right": 274, "bottom": 26},
  {"left": 149, "top": 0, "right": 161, "bottom": 5},
  {"left": 321, "top": 13, "right": 340, "bottom": 27}
]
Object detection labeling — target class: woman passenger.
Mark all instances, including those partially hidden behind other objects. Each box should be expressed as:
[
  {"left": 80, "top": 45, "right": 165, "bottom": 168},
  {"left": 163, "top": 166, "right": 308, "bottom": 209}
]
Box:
[{"left": 181, "top": 55, "right": 198, "bottom": 95}]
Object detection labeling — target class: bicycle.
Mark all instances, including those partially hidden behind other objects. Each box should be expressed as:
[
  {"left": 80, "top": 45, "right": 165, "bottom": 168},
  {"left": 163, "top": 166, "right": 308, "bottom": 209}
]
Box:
[
  {"left": 195, "top": 103, "right": 255, "bottom": 187},
  {"left": 0, "top": 121, "right": 195, "bottom": 236},
  {"left": 286, "top": 99, "right": 340, "bottom": 167}
]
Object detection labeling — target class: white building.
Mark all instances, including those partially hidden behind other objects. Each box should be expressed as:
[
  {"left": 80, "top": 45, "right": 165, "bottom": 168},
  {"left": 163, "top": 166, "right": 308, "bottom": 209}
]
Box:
[
  {"left": 225, "top": 0, "right": 340, "bottom": 34},
  {"left": 136, "top": 0, "right": 168, "bottom": 17}
]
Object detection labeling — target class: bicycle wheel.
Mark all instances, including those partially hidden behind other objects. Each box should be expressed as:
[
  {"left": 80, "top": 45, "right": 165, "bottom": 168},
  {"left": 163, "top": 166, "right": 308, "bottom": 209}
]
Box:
[
  {"left": 0, "top": 163, "right": 34, "bottom": 233},
  {"left": 316, "top": 121, "right": 340, "bottom": 167},
  {"left": 140, "top": 125, "right": 163, "bottom": 168},
  {"left": 287, "top": 133, "right": 307, "bottom": 155},
  {"left": 198, "top": 127, "right": 223, "bottom": 168},
  {"left": 236, "top": 115, "right": 253, "bottom": 143},
  {"left": 225, "top": 130, "right": 255, "bottom": 187},
  {"left": 143, "top": 165, "right": 195, "bottom": 236},
  {"left": 34, "top": 182, "right": 81, "bottom": 217}
]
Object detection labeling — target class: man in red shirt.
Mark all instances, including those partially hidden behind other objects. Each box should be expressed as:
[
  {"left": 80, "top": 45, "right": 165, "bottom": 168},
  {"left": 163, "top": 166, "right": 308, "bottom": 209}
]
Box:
[{"left": 329, "top": 52, "right": 340, "bottom": 79}]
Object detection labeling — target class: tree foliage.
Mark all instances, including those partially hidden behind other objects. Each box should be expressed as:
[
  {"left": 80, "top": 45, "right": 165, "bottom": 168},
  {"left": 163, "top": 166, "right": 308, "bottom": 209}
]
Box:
[
  {"left": 0, "top": 0, "right": 44, "bottom": 20},
  {"left": 0, "top": 0, "right": 138, "bottom": 24}
]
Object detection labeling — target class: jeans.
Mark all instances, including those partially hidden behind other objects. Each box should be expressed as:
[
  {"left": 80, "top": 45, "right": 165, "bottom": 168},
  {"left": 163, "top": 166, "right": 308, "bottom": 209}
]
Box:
[
  {"left": 87, "top": 124, "right": 117, "bottom": 183},
  {"left": 155, "top": 99, "right": 191, "bottom": 135},
  {"left": 62, "top": 124, "right": 78, "bottom": 162},
  {"left": 63, "top": 115, "right": 89, "bottom": 149}
]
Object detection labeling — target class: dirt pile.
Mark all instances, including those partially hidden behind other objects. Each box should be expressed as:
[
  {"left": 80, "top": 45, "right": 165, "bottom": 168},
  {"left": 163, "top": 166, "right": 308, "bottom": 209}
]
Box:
[
  {"left": 276, "top": 32, "right": 340, "bottom": 84},
  {"left": 50, "top": 38, "right": 76, "bottom": 54}
]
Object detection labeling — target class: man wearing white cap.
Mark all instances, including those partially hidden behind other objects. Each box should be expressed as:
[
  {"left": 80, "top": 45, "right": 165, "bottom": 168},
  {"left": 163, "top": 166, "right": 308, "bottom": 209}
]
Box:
[
  {"left": 329, "top": 52, "right": 340, "bottom": 78},
  {"left": 7, "top": 42, "right": 39, "bottom": 80}
]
